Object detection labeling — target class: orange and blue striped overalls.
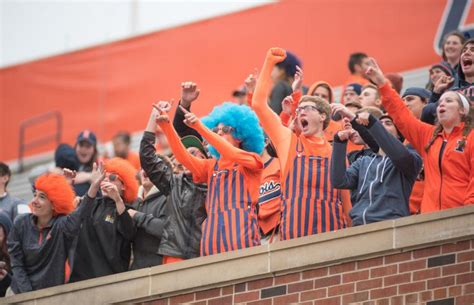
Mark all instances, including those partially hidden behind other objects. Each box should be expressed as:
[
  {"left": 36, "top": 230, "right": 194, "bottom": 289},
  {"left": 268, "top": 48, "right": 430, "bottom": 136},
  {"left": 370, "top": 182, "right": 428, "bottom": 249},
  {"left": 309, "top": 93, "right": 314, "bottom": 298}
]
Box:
[
  {"left": 280, "top": 138, "right": 345, "bottom": 240},
  {"left": 201, "top": 162, "right": 260, "bottom": 256}
]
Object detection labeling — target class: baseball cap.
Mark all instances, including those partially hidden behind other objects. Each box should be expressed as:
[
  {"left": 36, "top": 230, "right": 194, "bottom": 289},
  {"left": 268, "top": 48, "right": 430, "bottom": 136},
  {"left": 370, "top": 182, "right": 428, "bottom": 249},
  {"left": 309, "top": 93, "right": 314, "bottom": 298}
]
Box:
[
  {"left": 76, "top": 130, "right": 97, "bottom": 146},
  {"left": 181, "top": 135, "right": 208, "bottom": 158}
]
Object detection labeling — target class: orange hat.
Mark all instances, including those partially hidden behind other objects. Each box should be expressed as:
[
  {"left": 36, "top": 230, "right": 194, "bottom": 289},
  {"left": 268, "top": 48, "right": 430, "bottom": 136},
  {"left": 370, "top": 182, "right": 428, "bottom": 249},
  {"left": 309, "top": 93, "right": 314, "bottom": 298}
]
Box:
[
  {"left": 35, "top": 173, "right": 75, "bottom": 216},
  {"left": 104, "top": 158, "right": 138, "bottom": 204}
]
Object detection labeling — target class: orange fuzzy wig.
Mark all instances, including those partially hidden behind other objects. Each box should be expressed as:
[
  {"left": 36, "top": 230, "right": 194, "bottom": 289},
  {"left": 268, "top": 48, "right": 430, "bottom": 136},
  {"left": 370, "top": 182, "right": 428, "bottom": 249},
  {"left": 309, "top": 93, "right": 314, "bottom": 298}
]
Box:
[
  {"left": 35, "top": 173, "right": 75, "bottom": 215},
  {"left": 104, "top": 158, "right": 138, "bottom": 204}
]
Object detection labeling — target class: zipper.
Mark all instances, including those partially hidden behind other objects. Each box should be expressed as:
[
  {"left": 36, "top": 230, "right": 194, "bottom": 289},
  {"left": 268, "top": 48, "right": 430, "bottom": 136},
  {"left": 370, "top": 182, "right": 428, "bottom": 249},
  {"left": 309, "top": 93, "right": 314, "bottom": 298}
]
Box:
[
  {"left": 438, "top": 140, "right": 448, "bottom": 210},
  {"left": 362, "top": 157, "right": 383, "bottom": 225},
  {"left": 38, "top": 229, "right": 43, "bottom": 245}
]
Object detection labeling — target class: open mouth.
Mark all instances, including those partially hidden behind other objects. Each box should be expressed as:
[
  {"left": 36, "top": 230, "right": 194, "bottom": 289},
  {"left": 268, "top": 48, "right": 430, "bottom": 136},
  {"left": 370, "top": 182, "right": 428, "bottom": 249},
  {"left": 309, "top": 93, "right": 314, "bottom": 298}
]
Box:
[
  {"left": 300, "top": 118, "right": 309, "bottom": 130},
  {"left": 463, "top": 58, "right": 473, "bottom": 68},
  {"left": 438, "top": 108, "right": 446, "bottom": 114}
]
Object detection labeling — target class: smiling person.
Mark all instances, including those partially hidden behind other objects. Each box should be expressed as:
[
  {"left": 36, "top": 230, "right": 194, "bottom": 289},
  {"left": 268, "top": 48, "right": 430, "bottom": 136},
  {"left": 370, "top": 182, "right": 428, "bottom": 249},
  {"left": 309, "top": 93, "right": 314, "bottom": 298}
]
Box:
[
  {"left": 441, "top": 31, "right": 466, "bottom": 75},
  {"left": 72, "top": 130, "right": 99, "bottom": 196},
  {"left": 252, "top": 48, "right": 349, "bottom": 240},
  {"left": 69, "top": 158, "right": 138, "bottom": 282},
  {"left": 365, "top": 57, "right": 474, "bottom": 212},
  {"left": 154, "top": 99, "right": 264, "bottom": 256},
  {"left": 7, "top": 167, "right": 103, "bottom": 294}
]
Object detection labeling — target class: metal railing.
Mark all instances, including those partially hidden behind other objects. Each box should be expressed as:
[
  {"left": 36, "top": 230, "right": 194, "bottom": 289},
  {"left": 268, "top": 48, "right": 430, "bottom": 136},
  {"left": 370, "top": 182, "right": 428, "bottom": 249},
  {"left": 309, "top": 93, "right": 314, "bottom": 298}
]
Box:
[{"left": 18, "top": 111, "right": 62, "bottom": 172}]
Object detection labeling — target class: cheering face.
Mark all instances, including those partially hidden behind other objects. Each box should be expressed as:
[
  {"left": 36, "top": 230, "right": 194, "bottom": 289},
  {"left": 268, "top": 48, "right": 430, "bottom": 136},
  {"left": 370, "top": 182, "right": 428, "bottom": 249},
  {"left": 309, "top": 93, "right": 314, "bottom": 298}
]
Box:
[
  {"left": 312, "top": 86, "right": 330, "bottom": 102},
  {"left": 31, "top": 190, "right": 54, "bottom": 219},
  {"left": 437, "top": 91, "right": 466, "bottom": 126},
  {"left": 403, "top": 95, "right": 426, "bottom": 119},
  {"left": 76, "top": 141, "right": 95, "bottom": 164},
  {"left": 359, "top": 87, "right": 380, "bottom": 108},
  {"left": 444, "top": 35, "right": 463, "bottom": 62},
  {"left": 100, "top": 172, "right": 125, "bottom": 198},
  {"left": 461, "top": 42, "right": 474, "bottom": 77},
  {"left": 296, "top": 102, "right": 326, "bottom": 136},
  {"left": 429, "top": 67, "right": 448, "bottom": 85}
]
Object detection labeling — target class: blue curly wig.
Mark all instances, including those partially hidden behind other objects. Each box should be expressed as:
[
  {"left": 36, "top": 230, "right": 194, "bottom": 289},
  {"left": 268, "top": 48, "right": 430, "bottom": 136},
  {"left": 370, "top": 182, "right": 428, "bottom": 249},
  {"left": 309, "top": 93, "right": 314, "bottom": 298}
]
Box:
[{"left": 201, "top": 102, "right": 265, "bottom": 159}]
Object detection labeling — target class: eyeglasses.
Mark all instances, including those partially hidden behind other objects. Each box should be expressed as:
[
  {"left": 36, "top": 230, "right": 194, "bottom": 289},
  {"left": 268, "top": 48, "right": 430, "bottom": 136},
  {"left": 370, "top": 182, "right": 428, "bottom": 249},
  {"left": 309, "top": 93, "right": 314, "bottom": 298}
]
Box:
[
  {"left": 295, "top": 105, "right": 319, "bottom": 114},
  {"left": 212, "top": 126, "right": 235, "bottom": 134}
]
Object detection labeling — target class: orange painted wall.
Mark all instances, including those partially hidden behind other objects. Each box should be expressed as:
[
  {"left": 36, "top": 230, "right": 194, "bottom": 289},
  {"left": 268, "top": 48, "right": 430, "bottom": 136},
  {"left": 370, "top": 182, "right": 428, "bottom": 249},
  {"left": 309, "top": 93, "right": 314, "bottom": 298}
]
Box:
[{"left": 0, "top": 0, "right": 469, "bottom": 161}]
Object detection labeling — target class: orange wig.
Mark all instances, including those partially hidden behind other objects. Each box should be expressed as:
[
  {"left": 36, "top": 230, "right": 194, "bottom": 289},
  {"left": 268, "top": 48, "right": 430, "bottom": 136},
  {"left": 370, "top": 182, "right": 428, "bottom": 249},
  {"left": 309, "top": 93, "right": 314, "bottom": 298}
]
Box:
[
  {"left": 35, "top": 173, "right": 75, "bottom": 215},
  {"left": 104, "top": 158, "right": 138, "bottom": 204}
]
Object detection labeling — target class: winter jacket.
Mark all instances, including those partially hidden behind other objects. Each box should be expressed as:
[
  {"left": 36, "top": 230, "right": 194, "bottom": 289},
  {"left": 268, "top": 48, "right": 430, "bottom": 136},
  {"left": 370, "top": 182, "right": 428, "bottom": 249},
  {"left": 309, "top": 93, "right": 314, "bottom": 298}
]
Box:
[
  {"left": 8, "top": 195, "right": 95, "bottom": 293},
  {"left": 140, "top": 131, "right": 207, "bottom": 259},
  {"left": 173, "top": 102, "right": 203, "bottom": 141},
  {"left": 129, "top": 186, "right": 168, "bottom": 270},
  {"left": 0, "top": 193, "right": 29, "bottom": 222},
  {"left": 69, "top": 197, "right": 135, "bottom": 282},
  {"left": 380, "top": 82, "right": 474, "bottom": 212},
  {"left": 331, "top": 114, "right": 422, "bottom": 226}
]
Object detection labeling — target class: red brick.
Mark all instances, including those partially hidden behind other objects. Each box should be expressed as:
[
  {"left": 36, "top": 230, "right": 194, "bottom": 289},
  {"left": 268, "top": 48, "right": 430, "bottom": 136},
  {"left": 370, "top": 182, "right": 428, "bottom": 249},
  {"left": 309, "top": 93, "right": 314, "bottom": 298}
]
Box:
[
  {"left": 189, "top": 302, "right": 206, "bottom": 305},
  {"left": 383, "top": 273, "right": 411, "bottom": 287},
  {"left": 391, "top": 296, "right": 403, "bottom": 305},
  {"left": 384, "top": 252, "right": 412, "bottom": 264},
  {"left": 413, "top": 245, "right": 441, "bottom": 258},
  {"left": 342, "top": 291, "right": 369, "bottom": 304},
  {"left": 356, "top": 278, "right": 383, "bottom": 291},
  {"left": 329, "top": 262, "right": 356, "bottom": 274},
  {"left": 433, "top": 288, "right": 447, "bottom": 299},
  {"left": 274, "top": 272, "right": 300, "bottom": 285},
  {"left": 208, "top": 296, "right": 232, "bottom": 305},
  {"left": 456, "top": 295, "right": 474, "bottom": 304},
  {"left": 314, "top": 275, "right": 341, "bottom": 288},
  {"left": 170, "top": 293, "right": 194, "bottom": 305},
  {"left": 370, "top": 286, "right": 397, "bottom": 299},
  {"left": 399, "top": 259, "right": 426, "bottom": 272},
  {"left": 399, "top": 281, "right": 426, "bottom": 294},
  {"left": 235, "top": 283, "right": 246, "bottom": 293},
  {"left": 458, "top": 250, "right": 474, "bottom": 262},
  {"left": 375, "top": 299, "right": 389, "bottom": 305},
  {"left": 413, "top": 267, "right": 440, "bottom": 281},
  {"left": 457, "top": 272, "right": 474, "bottom": 284},
  {"left": 428, "top": 276, "right": 455, "bottom": 289},
  {"left": 343, "top": 270, "right": 370, "bottom": 283},
  {"left": 287, "top": 280, "right": 313, "bottom": 293},
  {"left": 357, "top": 257, "right": 384, "bottom": 269},
  {"left": 404, "top": 293, "right": 418, "bottom": 303},
  {"left": 421, "top": 291, "right": 432, "bottom": 301},
  {"left": 328, "top": 283, "right": 354, "bottom": 296},
  {"left": 234, "top": 291, "right": 259, "bottom": 303},
  {"left": 195, "top": 288, "right": 220, "bottom": 300},
  {"left": 302, "top": 267, "right": 328, "bottom": 279},
  {"left": 442, "top": 240, "right": 471, "bottom": 253},
  {"left": 443, "top": 262, "right": 471, "bottom": 276},
  {"left": 247, "top": 300, "right": 272, "bottom": 305},
  {"left": 362, "top": 302, "right": 375, "bottom": 305},
  {"left": 298, "top": 303, "right": 313, "bottom": 305},
  {"left": 465, "top": 283, "right": 474, "bottom": 294},
  {"left": 247, "top": 278, "right": 273, "bottom": 290},
  {"left": 449, "top": 285, "right": 463, "bottom": 297},
  {"left": 221, "top": 285, "right": 233, "bottom": 295},
  {"left": 149, "top": 300, "right": 168, "bottom": 305},
  {"left": 272, "top": 293, "right": 298, "bottom": 305},
  {"left": 370, "top": 264, "right": 397, "bottom": 278},
  {"left": 300, "top": 288, "right": 327, "bottom": 301},
  {"left": 314, "top": 296, "right": 341, "bottom": 305}
]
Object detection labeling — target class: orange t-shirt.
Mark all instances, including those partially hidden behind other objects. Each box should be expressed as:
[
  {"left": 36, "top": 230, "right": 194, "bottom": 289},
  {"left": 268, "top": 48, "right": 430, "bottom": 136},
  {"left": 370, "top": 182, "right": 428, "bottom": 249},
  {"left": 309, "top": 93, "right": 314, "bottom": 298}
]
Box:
[{"left": 258, "top": 157, "right": 282, "bottom": 234}]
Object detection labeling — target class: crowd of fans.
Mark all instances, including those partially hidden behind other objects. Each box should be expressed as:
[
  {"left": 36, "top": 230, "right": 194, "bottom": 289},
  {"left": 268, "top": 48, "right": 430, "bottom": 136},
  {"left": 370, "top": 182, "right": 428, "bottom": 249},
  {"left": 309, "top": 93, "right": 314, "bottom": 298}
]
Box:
[{"left": 0, "top": 30, "right": 472, "bottom": 296}]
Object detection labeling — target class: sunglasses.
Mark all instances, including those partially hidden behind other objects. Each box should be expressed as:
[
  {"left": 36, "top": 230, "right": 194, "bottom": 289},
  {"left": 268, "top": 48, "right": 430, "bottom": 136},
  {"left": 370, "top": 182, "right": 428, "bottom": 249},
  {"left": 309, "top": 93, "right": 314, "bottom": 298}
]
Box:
[
  {"left": 212, "top": 126, "right": 235, "bottom": 134},
  {"left": 295, "top": 105, "right": 319, "bottom": 114},
  {"left": 107, "top": 173, "right": 123, "bottom": 183}
]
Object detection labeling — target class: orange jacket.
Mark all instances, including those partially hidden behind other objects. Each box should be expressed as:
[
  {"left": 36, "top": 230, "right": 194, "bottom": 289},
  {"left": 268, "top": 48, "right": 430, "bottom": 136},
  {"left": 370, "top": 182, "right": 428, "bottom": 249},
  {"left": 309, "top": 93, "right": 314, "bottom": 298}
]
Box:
[{"left": 380, "top": 82, "right": 474, "bottom": 212}]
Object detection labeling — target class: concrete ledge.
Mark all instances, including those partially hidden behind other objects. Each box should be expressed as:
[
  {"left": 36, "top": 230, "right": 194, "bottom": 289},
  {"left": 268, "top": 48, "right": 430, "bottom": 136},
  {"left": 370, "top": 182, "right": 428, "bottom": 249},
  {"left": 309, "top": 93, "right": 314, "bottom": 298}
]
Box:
[{"left": 3, "top": 205, "right": 474, "bottom": 305}]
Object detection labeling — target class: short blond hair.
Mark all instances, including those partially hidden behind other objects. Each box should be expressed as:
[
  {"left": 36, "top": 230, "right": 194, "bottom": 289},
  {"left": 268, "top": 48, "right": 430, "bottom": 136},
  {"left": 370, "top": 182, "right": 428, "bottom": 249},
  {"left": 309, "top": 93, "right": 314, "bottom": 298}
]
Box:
[{"left": 298, "top": 95, "right": 331, "bottom": 130}]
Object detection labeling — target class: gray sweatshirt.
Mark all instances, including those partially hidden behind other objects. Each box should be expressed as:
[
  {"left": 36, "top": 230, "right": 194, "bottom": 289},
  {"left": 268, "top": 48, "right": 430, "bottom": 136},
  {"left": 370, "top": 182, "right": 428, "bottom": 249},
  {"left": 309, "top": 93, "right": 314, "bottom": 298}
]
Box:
[{"left": 331, "top": 115, "right": 422, "bottom": 226}]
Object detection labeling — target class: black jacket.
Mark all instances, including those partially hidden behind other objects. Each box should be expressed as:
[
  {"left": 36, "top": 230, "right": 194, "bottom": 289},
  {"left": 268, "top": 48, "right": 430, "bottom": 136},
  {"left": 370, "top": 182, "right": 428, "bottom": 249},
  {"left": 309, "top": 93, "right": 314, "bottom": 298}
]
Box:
[
  {"left": 331, "top": 115, "right": 422, "bottom": 226},
  {"left": 129, "top": 187, "right": 168, "bottom": 270},
  {"left": 8, "top": 195, "right": 95, "bottom": 293},
  {"left": 69, "top": 197, "right": 135, "bottom": 282},
  {"left": 140, "top": 131, "right": 207, "bottom": 259}
]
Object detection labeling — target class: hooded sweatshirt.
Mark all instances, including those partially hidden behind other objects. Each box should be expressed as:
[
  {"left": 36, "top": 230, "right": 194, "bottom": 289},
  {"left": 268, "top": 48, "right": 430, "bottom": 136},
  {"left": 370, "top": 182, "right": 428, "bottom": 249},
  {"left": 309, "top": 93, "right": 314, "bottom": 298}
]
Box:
[{"left": 331, "top": 114, "right": 422, "bottom": 225}]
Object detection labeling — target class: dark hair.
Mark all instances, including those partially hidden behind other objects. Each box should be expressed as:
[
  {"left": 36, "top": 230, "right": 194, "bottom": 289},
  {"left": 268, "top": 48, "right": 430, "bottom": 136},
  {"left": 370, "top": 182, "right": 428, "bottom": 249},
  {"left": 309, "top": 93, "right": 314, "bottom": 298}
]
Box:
[
  {"left": 275, "top": 51, "right": 302, "bottom": 80},
  {"left": 442, "top": 31, "right": 466, "bottom": 61},
  {"left": 0, "top": 163, "right": 11, "bottom": 188},
  {"left": 113, "top": 131, "right": 131, "bottom": 145},
  {"left": 348, "top": 52, "right": 368, "bottom": 74},
  {"left": 425, "top": 93, "right": 473, "bottom": 152}
]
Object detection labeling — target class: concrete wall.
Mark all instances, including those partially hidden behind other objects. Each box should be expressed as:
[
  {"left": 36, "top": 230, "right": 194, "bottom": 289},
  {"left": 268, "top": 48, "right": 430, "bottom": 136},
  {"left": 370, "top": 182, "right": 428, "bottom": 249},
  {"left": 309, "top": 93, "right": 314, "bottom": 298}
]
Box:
[{"left": 2, "top": 205, "right": 474, "bottom": 305}]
